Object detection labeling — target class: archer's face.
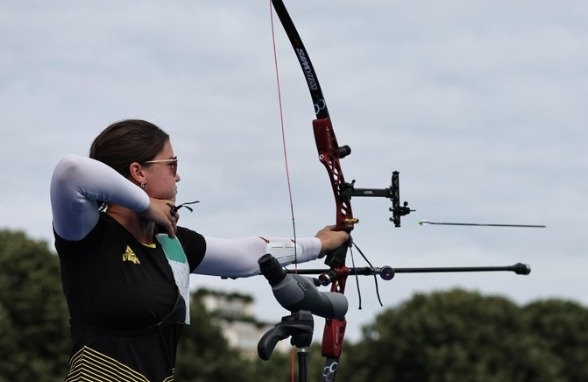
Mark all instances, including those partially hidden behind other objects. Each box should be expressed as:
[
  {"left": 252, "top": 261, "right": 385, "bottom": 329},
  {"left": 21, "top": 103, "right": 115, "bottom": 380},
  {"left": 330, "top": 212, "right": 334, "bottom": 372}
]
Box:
[{"left": 141, "top": 140, "right": 180, "bottom": 202}]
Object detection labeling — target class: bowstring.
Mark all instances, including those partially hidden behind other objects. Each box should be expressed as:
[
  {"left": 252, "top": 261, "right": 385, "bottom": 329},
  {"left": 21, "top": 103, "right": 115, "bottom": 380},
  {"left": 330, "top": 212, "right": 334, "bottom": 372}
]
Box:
[
  {"left": 270, "top": 3, "right": 298, "bottom": 381},
  {"left": 269, "top": 1, "right": 297, "bottom": 266}
]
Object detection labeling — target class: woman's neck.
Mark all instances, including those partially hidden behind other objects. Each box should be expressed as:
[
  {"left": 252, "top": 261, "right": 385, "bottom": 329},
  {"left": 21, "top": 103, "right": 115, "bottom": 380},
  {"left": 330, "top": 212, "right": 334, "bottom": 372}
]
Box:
[{"left": 107, "top": 205, "right": 155, "bottom": 244}]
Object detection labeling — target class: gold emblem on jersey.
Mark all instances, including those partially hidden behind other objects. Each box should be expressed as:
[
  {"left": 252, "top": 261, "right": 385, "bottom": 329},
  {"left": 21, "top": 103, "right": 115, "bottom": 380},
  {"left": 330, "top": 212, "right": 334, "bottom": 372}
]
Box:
[{"left": 122, "top": 245, "right": 141, "bottom": 264}]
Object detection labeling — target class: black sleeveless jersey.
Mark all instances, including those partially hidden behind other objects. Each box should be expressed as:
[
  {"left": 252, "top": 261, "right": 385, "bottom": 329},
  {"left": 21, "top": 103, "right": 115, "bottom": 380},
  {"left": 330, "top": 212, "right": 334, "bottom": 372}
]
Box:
[{"left": 55, "top": 213, "right": 206, "bottom": 381}]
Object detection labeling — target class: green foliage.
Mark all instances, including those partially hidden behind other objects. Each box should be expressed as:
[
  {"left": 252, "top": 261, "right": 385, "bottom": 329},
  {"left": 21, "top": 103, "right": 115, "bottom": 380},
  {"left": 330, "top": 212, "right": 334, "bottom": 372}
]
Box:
[
  {"left": 523, "top": 299, "right": 588, "bottom": 382},
  {"left": 339, "top": 289, "right": 584, "bottom": 382},
  {"left": 0, "top": 229, "right": 70, "bottom": 382}
]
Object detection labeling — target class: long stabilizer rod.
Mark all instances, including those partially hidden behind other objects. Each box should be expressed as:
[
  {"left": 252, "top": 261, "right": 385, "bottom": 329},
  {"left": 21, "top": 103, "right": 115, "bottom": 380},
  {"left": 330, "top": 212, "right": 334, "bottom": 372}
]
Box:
[
  {"left": 288, "top": 263, "right": 531, "bottom": 284},
  {"left": 391, "top": 263, "right": 531, "bottom": 275}
]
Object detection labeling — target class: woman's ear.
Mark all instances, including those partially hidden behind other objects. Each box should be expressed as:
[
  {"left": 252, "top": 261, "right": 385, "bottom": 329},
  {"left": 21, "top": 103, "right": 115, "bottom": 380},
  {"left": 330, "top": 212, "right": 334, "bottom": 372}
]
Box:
[{"left": 128, "top": 162, "right": 146, "bottom": 186}]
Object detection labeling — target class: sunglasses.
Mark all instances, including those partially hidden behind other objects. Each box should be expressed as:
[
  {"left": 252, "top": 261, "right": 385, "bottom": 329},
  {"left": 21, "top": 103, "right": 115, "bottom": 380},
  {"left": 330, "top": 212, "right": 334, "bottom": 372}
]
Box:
[{"left": 143, "top": 156, "right": 178, "bottom": 176}]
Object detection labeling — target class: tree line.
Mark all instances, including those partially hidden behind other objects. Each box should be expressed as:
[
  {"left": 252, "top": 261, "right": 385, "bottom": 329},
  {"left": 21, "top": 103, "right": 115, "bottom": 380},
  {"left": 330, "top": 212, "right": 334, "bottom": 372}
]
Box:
[{"left": 1, "top": 229, "right": 587, "bottom": 381}]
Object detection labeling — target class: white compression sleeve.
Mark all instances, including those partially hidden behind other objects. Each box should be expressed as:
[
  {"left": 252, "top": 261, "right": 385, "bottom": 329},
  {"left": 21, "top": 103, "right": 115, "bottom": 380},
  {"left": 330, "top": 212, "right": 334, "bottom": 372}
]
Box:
[
  {"left": 50, "top": 154, "right": 150, "bottom": 241},
  {"left": 195, "top": 236, "right": 322, "bottom": 278}
]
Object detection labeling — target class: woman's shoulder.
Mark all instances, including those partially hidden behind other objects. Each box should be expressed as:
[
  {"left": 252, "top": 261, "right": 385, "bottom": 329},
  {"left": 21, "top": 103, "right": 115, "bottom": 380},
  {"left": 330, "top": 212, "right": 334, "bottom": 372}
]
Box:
[
  {"left": 54, "top": 213, "right": 115, "bottom": 258},
  {"left": 175, "top": 226, "right": 207, "bottom": 271}
]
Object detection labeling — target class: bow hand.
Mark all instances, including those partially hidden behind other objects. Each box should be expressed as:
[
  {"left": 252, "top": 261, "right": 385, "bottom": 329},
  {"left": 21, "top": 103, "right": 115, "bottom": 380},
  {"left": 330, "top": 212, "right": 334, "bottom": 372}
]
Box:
[{"left": 315, "top": 225, "right": 350, "bottom": 258}]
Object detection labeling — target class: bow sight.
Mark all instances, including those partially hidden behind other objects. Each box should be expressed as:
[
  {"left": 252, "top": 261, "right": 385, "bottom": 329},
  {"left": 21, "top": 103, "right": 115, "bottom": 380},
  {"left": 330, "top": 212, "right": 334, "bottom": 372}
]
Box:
[
  {"left": 340, "top": 170, "right": 414, "bottom": 227},
  {"left": 325, "top": 142, "right": 413, "bottom": 227},
  {"left": 313, "top": 119, "right": 413, "bottom": 231}
]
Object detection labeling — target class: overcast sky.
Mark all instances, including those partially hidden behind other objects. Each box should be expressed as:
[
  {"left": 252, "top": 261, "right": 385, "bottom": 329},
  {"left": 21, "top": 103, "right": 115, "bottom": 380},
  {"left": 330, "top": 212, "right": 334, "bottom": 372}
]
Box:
[{"left": 1, "top": 0, "right": 587, "bottom": 343}]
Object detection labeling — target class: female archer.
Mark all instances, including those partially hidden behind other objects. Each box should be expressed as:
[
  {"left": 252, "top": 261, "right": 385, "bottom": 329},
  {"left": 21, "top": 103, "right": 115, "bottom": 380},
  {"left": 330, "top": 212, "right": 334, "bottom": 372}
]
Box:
[{"left": 50, "top": 119, "right": 348, "bottom": 381}]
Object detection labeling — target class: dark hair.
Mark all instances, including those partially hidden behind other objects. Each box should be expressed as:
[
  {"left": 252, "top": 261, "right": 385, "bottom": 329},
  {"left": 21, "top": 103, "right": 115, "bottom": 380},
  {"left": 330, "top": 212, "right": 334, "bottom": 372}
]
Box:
[{"left": 89, "top": 119, "right": 170, "bottom": 178}]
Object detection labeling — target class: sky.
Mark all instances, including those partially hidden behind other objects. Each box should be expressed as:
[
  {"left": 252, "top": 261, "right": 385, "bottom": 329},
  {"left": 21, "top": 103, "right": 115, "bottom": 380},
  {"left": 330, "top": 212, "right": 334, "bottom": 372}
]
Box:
[{"left": 1, "top": 0, "right": 587, "bottom": 343}]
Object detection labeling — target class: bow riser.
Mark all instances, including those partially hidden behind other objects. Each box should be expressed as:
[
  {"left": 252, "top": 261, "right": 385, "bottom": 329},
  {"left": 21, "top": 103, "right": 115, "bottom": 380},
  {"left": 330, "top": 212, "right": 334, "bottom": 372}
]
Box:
[{"left": 313, "top": 118, "right": 356, "bottom": 231}]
